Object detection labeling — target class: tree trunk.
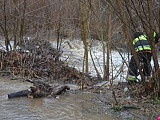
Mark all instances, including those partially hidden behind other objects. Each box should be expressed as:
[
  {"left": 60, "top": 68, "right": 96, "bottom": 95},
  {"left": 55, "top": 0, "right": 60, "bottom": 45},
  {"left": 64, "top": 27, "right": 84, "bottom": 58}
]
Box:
[
  {"left": 80, "top": 0, "right": 89, "bottom": 74},
  {"left": 106, "top": 3, "right": 112, "bottom": 81}
]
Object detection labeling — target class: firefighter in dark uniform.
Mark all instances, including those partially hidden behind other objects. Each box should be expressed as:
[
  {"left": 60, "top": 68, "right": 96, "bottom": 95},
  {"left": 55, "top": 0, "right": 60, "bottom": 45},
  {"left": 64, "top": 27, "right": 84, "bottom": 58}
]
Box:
[{"left": 127, "top": 32, "right": 159, "bottom": 83}]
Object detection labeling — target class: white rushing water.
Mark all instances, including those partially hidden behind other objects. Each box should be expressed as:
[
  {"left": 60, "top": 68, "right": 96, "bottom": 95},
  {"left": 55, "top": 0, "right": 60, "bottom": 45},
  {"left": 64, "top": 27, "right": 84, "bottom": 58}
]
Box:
[
  {"left": 1, "top": 38, "right": 159, "bottom": 83},
  {"left": 51, "top": 39, "right": 160, "bottom": 83},
  {"left": 51, "top": 39, "right": 129, "bottom": 83}
]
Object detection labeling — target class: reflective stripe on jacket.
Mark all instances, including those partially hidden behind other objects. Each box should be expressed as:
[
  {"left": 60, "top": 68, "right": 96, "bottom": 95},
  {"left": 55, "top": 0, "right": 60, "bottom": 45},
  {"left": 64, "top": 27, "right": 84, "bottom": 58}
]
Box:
[
  {"left": 154, "top": 32, "right": 156, "bottom": 38},
  {"left": 132, "top": 35, "right": 151, "bottom": 52}
]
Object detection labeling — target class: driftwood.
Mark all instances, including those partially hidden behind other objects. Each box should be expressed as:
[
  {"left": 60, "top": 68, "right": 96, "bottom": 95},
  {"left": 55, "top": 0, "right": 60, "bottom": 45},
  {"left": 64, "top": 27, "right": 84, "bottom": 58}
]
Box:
[
  {"left": 8, "top": 90, "right": 30, "bottom": 99},
  {"left": 8, "top": 79, "right": 70, "bottom": 99}
]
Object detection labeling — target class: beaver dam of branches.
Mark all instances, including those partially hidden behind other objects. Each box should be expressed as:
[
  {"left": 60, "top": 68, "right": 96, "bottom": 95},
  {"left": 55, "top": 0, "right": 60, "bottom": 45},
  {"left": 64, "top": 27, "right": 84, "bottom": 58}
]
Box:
[{"left": 0, "top": 39, "right": 100, "bottom": 87}]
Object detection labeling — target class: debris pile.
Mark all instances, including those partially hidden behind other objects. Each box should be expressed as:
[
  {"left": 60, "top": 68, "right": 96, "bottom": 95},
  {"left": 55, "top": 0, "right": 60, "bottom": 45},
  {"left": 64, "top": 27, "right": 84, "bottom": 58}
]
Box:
[{"left": 0, "top": 39, "right": 99, "bottom": 87}]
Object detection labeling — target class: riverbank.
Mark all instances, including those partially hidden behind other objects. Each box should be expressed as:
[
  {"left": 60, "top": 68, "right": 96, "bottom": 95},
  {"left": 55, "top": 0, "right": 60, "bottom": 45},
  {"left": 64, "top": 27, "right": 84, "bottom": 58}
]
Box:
[
  {"left": 0, "top": 76, "right": 117, "bottom": 120},
  {"left": 1, "top": 75, "right": 160, "bottom": 120}
]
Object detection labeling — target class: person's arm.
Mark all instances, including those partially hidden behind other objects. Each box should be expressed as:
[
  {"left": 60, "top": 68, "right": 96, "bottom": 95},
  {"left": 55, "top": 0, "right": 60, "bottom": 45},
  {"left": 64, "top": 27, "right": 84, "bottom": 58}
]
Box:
[{"left": 154, "top": 32, "right": 160, "bottom": 44}]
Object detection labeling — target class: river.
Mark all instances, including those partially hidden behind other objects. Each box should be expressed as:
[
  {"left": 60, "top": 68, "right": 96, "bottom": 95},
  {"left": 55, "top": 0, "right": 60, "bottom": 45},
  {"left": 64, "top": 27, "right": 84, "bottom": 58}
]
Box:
[
  {"left": 0, "top": 39, "right": 159, "bottom": 120},
  {"left": 0, "top": 77, "right": 117, "bottom": 120}
]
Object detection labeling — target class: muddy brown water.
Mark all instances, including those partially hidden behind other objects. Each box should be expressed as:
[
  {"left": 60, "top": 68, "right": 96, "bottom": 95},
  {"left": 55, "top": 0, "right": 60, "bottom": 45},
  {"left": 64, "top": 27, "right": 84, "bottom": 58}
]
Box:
[{"left": 0, "top": 77, "right": 118, "bottom": 120}]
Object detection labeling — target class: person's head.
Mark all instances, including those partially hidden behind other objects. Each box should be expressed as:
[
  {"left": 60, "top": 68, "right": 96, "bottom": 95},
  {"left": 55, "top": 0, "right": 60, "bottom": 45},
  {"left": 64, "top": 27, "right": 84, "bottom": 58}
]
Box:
[{"left": 133, "top": 32, "right": 143, "bottom": 39}]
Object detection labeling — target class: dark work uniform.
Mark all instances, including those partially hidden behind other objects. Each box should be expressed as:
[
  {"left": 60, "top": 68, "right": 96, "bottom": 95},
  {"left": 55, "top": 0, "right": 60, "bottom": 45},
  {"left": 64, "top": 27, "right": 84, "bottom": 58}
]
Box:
[{"left": 127, "top": 32, "right": 152, "bottom": 82}]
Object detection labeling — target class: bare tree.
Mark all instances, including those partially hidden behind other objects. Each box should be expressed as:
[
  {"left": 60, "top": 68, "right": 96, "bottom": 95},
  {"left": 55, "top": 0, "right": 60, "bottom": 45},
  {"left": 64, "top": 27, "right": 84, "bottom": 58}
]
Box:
[
  {"left": 79, "top": 0, "right": 89, "bottom": 74},
  {"left": 106, "top": 2, "right": 112, "bottom": 81},
  {"left": 0, "top": 0, "right": 10, "bottom": 51}
]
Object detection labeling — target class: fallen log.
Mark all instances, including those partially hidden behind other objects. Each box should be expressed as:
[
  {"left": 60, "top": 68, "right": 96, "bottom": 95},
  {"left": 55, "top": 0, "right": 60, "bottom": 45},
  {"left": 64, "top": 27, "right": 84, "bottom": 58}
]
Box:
[
  {"left": 8, "top": 89, "right": 30, "bottom": 99},
  {"left": 28, "top": 85, "right": 70, "bottom": 98},
  {"left": 8, "top": 79, "right": 70, "bottom": 99}
]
